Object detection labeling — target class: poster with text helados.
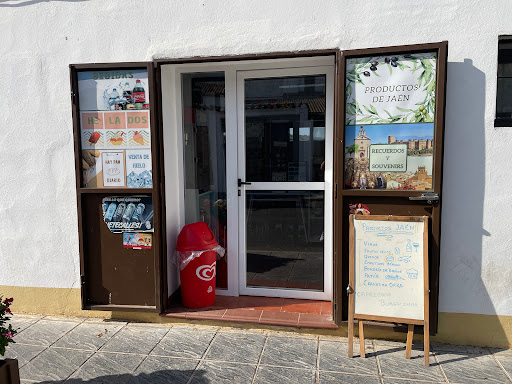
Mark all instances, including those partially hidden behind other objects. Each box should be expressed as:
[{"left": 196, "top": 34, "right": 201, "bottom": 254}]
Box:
[
  {"left": 344, "top": 53, "right": 437, "bottom": 190},
  {"left": 77, "top": 69, "right": 152, "bottom": 188}
]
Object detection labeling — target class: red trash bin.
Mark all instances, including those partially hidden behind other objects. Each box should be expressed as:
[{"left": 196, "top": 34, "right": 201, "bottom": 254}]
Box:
[{"left": 176, "top": 222, "right": 218, "bottom": 308}]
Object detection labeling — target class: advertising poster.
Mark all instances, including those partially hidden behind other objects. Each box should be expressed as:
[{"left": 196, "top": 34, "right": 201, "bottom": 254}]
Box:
[
  {"left": 102, "top": 152, "right": 125, "bottom": 187},
  {"left": 77, "top": 69, "right": 152, "bottom": 188},
  {"left": 126, "top": 149, "right": 152, "bottom": 188},
  {"left": 102, "top": 196, "right": 154, "bottom": 233},
  {"left": 123, "top": 233, "right": 152, "bottom": 250},
  {"left": 344, "top": 53, "right": 436, "bottom": 190}
]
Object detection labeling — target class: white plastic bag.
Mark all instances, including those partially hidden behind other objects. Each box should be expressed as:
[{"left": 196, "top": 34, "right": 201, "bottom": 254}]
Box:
[{"left": 176, "top": 245, "right": 226, "bottom": 271}]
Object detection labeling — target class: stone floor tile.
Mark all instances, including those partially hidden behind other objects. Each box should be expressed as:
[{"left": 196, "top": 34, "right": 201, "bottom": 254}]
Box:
[
  {"left": 495, "top": 353, "right": 512, "bottom": 377},
  {"left": 13, "top": 319, "right": 80, "bottom": 347},
  {"left": 189, "top": 360, "right": 256, "bottom": 384},
  {"left": 432, "top": 342, "right": 489, "bottom": 355},
  {"left": 382, "top": 379, "right": 446, "bottom": 383},
  {"left": 67, "top": 351, "right": 145, "bottom": 383},
  {"left": 376, "top": 344, "right": 444, "bottom": 382},
  {"left": 319, "top": 340, "right": 379, "bottom": 375},
  {"left": 3, "top": 343, "right": 46, "bottom": 367},
  {"left": 491, "top": 348, "right": 512, "bottom": 357},
  {"left": 204, "top": 331, "right": 266, "bottom": 364},
  {"left": 83, "top": 318, "right": 128, "bottom": 326},
  {"left": 318, "top": 372, "right": 381, "bottom": 383},
  {"left": 9, "top": 315, "right": 43, "bottom": 333},
  {"left": 253, "top": 365, "right": 315, "bottom": 384},
  {"left": 128, "top": 356, "right": 199, "bottom": 384},
  {"left": 260, "top": 335, "right": 317, "bottom": 369},
  {"left": 52, "top": 321, "right": 125, "bottom": 351},
  {"left": 19, "top": 347, "right": 92, "bottom": 382},
  {"left": 436, "top": 352, "right": 511, "bottom": 384},
  {"left": 43, "top": 316, "right": 86, "bottom": 322},
  {"left": 100, "top": 324, "right": 168, "bottom": 354},
  {"left": 150, "top": 326, "right": 216, "bottom": 359}
]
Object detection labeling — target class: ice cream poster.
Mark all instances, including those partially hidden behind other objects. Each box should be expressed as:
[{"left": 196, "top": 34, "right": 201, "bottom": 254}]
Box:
[
  {"left": 80, "top": 110, "right": 151, "bottom": 188},
  {"left": 102, "top": 196, "right": 154, "bottom": 233},
  {"left": 123, "top": 233, "right": 152, "bottom": 250}
]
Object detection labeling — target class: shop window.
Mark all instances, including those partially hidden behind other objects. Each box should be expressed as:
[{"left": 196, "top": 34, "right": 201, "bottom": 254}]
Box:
[{"left": 496, "top": 38, "right": 512, "bottom": 126}]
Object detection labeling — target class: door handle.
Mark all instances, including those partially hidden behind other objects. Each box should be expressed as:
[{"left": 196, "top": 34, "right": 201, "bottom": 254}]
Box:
[
  {"left": 238, "top": 179, "right": 252, "bottom": 187},
  {"left": 409, "top": 192, "right": 439, "bottom": 204}
]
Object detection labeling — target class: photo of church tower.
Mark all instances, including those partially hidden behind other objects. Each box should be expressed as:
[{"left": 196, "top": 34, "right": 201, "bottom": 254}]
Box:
[{"left": 346, "top": 126, "right": 371, "bottom": 158}]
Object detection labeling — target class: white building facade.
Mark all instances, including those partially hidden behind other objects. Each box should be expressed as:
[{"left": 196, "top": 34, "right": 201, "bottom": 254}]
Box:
[{"left": 1, "top": 0, "right": 511, "bottom": 348}]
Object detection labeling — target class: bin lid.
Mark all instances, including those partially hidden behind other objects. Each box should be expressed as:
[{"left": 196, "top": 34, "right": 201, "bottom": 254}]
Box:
[{"left": 176, "top": 221, "right": 218, "bottom": 252}]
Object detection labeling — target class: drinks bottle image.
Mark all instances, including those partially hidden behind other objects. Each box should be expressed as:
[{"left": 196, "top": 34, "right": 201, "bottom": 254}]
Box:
[
  {"left": 102, "top": 202, "right": 109, "bottom": 216},
  {"left": 123, "top": 82, "right": 132, "bottom": 103},
  {"left": 112, "top": 202, "right": 126, "bottom": 222},
  {"left": 109, "top": 88, "right": 120, "bottom": 110},
  {"left": 122, "top": 203, "right": 136, "bottom": 223},
  {"left": 131, "top": 203, "right": 146, "bottom": 222},
  {"left": 143, "top": 210, "right": 153, "bottom": 230},
  {"left": 132, "top": 80, "right": 145, "bottom": 103},
  {"left": 104, "top": 203, "right": 117, "bottom": 222}
]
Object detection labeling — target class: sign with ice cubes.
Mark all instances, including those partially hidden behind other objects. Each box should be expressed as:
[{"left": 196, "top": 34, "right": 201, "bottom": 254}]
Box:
[
  {"left": 102, "top": 196, "right": 154, "bottom": 233},
  {"left": 126, "top": 149, "right": 152, "bottom": 188}
]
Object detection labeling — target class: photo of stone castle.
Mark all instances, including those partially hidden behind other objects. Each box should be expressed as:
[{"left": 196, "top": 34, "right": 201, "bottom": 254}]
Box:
[{"left": 344, "top": 124, "right": 434, "bottom": 190}]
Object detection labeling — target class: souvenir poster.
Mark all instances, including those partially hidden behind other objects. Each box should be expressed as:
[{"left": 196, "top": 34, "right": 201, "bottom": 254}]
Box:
[
  {"left": 344, "top": 53, "right": 436, "bottom": 190},
  {"left": 102, "top": 196, "right": 154, "bottom": 233},
  {"left": 78, "top": 69, "right": 152, "bottom": 188}
]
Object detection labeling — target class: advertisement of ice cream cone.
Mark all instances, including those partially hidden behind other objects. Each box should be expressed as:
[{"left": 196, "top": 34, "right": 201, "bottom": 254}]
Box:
[{"left": 77, "top": 69, "right": 152, "bottom": 188}]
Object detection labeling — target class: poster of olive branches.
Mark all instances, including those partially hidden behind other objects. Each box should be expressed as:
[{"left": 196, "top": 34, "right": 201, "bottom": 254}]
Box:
[{"left": 344, "top": 53, "right": 437, "bottom": 190}]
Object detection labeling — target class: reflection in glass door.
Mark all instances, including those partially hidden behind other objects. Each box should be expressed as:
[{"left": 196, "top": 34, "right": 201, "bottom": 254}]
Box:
[
  {"left": 181, "top": 72, "right": 228, "bottom": 288},
  {"left": 238, "top": 67, "right": 334, "bottom": 300}
]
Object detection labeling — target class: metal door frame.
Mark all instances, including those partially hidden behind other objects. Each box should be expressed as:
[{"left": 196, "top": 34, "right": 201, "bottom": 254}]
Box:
[{"left": 236, "top": 65, "right": 335, "bottom": 300}]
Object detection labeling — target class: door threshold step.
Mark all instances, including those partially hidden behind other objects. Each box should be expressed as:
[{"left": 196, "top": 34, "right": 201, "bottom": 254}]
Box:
[{"left": 161, "top": 296, "right": 337, "bottom": 329}]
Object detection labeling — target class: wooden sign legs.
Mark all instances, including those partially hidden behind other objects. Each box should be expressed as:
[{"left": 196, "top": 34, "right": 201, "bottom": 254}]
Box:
[
  {"left": 405, "top": 324, "right": 414, "bottom": 359},
  {"left": 405, "top": 323, "right": 430, "bottom": 366},
  {"left": 347, "top": 319, "right": 365, "bottom": 358},
  {"left": 348, "top": 321, "right": 430, "bottom": 366},
  {"left": 359, "top": 321, "right": 365, "bottom": 358}
]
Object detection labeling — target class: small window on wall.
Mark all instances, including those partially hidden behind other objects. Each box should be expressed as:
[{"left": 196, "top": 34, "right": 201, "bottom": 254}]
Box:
[{"left": 496, "top": 38, "right": 512, "bottom": 126}]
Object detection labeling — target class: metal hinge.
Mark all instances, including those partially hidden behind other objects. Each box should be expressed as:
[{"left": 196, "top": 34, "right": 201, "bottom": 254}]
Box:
[
  {"left": 409, "top": 192, "right": 440, "bottom": 204},
  {"left": 80, "top": 275, "right": 85, "bottom": 286},
  {"left": 335, "top": 183, "right": 338, "bottom": 198}
]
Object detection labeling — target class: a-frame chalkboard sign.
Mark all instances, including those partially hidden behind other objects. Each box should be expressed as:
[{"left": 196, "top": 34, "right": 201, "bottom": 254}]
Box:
[{"left": 348, "top": 215, "right": 430, "bottom": 366}]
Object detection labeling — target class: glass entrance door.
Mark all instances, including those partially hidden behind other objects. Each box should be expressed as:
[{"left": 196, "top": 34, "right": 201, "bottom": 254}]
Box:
[{"left": 237, "top": 67, "right": 334, "bottom": 300}]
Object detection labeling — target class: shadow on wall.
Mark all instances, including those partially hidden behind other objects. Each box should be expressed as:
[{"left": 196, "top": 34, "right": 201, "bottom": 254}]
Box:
[
  {"left": 440, "top": 58, "right": 506, "bottom": 345},
  {"left": 0, "top": 0, "right": 86, "bottom": 6},
  {"left": 33, "top": 370, "right": 208, "bottom": 383}
]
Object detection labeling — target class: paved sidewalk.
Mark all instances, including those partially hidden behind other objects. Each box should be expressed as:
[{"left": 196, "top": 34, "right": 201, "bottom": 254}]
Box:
[{"left": 4, "top": 314, "right": 512, "bottom": 383}]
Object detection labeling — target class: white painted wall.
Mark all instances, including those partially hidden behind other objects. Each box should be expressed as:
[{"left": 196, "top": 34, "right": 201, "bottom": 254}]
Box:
[{"left": 0, "top": 0, "right": 510, "bottom": 317}]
